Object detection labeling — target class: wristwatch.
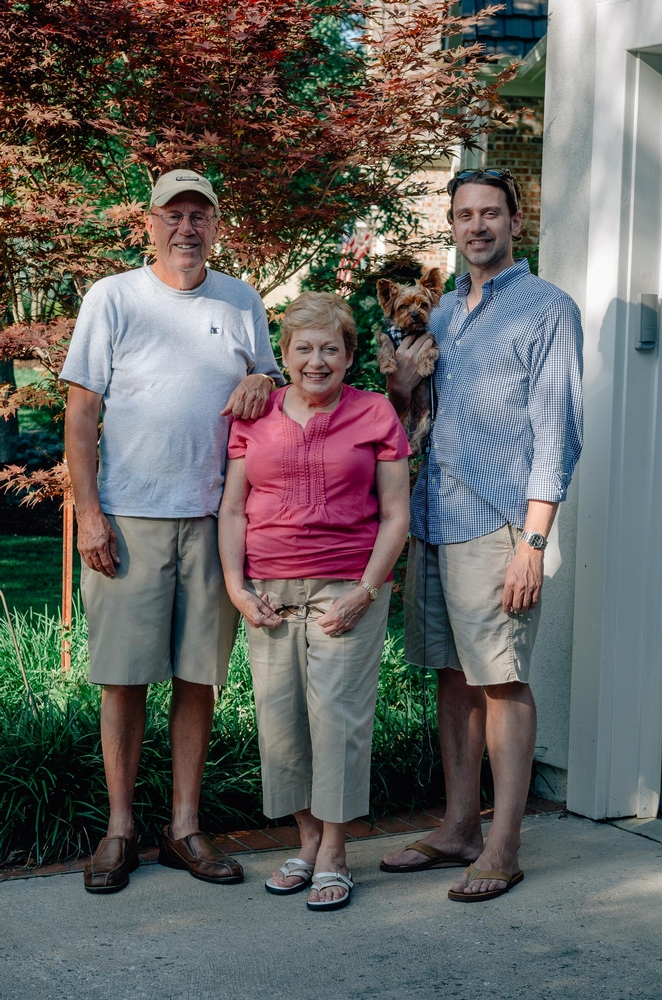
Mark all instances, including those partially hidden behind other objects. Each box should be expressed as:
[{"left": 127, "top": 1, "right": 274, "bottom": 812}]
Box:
[
  {"left": 520, "top": 531, "right": 547, "bottom": 551},
  {"left": 359, "top": 580, "right": 379, "bottom": 601}
]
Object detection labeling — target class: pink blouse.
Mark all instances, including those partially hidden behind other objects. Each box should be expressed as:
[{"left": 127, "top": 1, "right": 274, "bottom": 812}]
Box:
[{"left": 227, "top": 384, "right": 411, "bottom": 580}]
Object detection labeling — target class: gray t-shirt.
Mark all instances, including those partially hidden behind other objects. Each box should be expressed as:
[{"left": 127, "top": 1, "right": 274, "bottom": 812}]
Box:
[{"left": 61, "top": 265, "right": 283, "bottom": 518}]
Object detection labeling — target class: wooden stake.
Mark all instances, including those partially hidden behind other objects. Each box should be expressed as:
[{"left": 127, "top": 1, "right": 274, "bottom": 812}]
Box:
[{"left": 61, "top": 481, "right": 74, "bottom": 671}]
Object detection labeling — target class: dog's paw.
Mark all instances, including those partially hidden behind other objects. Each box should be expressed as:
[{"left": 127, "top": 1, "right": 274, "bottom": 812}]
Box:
[
  {"left": 377, "top": 334, "right": 398, "bottom": 375},
  {"left": 407, "top": 410, "right": 430, "bottom": 457},
  {"left": 416, "top": 344, "right": 439, "bottom": 378}
]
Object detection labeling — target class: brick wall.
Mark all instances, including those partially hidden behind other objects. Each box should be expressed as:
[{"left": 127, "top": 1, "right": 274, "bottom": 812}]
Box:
[
  {"left": 403, "top": 163, "right": 453, "bottom": 273},
  {"left": 395, "top": 95, "right": 545, "bottom": 275},
  {"left": 487, "top": 96, "right": 544, "bottom": 248},
  {"left": 371, "top": 163, "right": 453, "bottom": 277}
]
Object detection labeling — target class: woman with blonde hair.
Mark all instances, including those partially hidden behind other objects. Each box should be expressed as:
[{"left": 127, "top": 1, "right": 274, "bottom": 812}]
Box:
[{"left": 219, "top": 291, "right": 410, "bottom": 911}]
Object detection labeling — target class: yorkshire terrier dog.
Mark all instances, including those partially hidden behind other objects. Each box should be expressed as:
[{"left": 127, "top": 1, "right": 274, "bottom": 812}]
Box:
[{"left": 376, "top": 267, "right": 444, "bottom": 456}]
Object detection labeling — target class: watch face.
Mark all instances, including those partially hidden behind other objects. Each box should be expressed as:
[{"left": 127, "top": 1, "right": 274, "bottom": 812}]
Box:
[{"left": 528, "top": 533, "right": 545, "bottom": 548}]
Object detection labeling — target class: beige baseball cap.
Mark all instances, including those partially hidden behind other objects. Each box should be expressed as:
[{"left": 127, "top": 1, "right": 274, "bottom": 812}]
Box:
[{"left": 150, "top": 169, "right": 219, "bottom": 210}]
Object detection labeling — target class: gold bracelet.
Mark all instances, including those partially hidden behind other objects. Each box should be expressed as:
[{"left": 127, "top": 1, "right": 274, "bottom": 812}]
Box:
[{"left": 255, "top": 373, "right": 276, "bottom": 391}]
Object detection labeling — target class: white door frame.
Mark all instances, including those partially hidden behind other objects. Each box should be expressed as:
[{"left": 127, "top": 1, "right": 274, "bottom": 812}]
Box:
[{"left": 567, "top": 1, "right": 662, "bottom": 819}]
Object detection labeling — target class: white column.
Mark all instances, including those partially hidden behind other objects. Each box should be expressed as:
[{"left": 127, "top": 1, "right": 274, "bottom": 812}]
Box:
[
  {"left": 533, "top": 0, "right": 598, "bottom": 786},
  {"left": 542, "top": 0, "right": 662, "bottom": 819}
]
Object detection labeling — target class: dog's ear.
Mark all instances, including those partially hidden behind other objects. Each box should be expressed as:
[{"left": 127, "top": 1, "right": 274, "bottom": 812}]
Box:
[
  {"left": 420, "top": 267, "right": 444, "bottom": 304},
  {"left": 377, "top": 278, "right": 399, "bottom": 316}
]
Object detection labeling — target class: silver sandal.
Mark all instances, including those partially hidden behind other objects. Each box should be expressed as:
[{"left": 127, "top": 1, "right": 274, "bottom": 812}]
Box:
[
  {"left": 306, "top": 871, "right": 354, "bottom": 911},
  {"left": 265, "top": 857, "right": 314, "bottom": 895}
]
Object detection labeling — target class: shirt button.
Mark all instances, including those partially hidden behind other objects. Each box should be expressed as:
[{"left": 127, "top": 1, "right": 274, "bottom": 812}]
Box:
[
  {"left": 446, "top": 373, "right": 452, "bottom": 380},
  {"left": 455, "top": 340, "right": 461, "bottom": 346}
]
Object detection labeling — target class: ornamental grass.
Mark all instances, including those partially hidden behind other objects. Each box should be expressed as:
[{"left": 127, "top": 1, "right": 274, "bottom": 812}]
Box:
[{"left": 0, "top": 603, "right": 445, "bottom": 868}]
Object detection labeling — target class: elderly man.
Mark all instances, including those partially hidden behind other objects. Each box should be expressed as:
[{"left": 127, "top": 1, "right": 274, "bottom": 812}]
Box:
[
  {"left": 62, "top": 169, "right": 283, "bottom": 894},
  {"left": 381, "top": 169, "right": 583, "bottom": 901}
]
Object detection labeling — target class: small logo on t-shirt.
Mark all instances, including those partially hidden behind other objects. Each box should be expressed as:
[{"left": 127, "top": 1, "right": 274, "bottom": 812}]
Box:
[{"left": 210, "top": 326, "right": 220, "bottom": 335}]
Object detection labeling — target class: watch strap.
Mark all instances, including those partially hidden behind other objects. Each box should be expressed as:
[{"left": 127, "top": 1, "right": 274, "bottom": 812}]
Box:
[{"left": 359, "top": 580, "right": 379, "bottom": 601}]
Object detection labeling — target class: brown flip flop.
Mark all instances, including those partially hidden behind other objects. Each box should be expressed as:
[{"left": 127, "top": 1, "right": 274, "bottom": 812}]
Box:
[
  {"left": 448, "top": 863, "right": 524, "bottom": 902},
  {"left": 380, "top": 840, "right": 469, "bottom": 873}
]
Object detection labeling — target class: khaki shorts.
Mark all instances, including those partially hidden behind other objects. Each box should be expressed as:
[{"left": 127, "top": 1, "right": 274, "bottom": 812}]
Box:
[
  {"left": 244, "top": 578, "right": 391, "bottom": 824},
  {"left": 81, "top": 515, "right": 239, "bottom": 686},
  {"left": 404, "top": 525, "right": 541, "bottom": 686}
]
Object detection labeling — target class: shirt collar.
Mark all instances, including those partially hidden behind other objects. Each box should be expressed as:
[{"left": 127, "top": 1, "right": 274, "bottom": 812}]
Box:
[{"left": 455, "top": 257, "right": 531, "bottom": 300}]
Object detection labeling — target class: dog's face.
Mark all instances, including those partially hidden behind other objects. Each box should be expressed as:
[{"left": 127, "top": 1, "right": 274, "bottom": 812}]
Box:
[{"left": 376, "top": 267, "right": 444, "bottom": 336}]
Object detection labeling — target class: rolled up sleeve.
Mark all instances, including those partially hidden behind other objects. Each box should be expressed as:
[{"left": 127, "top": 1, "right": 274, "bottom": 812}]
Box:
[{"left": 526, "top": 295, "right": 584, "bottom": 503}]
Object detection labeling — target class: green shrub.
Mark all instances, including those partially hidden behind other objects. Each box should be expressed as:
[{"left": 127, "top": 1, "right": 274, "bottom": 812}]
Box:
[{"left": 0, "top": 603, "right": 443, "bottom": 867}]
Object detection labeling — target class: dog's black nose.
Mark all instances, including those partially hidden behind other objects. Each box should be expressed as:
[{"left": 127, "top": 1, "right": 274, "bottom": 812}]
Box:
[{"left": 411, "top": 311, "right": 419, "bottom": 320}]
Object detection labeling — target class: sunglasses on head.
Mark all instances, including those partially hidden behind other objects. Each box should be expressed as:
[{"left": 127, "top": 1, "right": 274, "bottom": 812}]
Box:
[
  {"left": 453, "top": 168, "right": 513, "bottom": 181},
  {"left": 449, "top": 168, "right": 520, "bottom": 209}
]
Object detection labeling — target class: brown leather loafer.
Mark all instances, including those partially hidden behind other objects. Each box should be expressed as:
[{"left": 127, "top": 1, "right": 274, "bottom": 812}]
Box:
[
  {"left": 158, "top": 826, "right": 244, "bottom": 884},
  {"left": 84, "top": 834, "right": 140, "bottom": 894}
]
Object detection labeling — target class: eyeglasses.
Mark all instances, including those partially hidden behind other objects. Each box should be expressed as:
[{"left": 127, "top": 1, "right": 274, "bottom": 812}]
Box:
[
  {"left": 276, "top": 604, "right": 326, "bottom": 621},
  {"left": 149, "top": 211, "right": 217, "bottom": 228}
]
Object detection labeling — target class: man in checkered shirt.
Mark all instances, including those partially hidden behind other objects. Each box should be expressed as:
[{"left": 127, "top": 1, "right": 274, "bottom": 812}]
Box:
[{"left": 381, "top": 170, "right": 583, "bottom": 902}]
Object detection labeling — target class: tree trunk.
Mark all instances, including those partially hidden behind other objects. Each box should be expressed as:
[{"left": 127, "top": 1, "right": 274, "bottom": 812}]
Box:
[{"left": 0, "top": 360, "right": 19, "bottom": 463}]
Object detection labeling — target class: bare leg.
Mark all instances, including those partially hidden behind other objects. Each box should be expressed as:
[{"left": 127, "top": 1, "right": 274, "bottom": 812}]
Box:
[
  {"left": 169, "top": 677, "right": 215, "bottom": 840},
  {"left": 308, "top": 821, "right": 349, "bottom": 903},
  {"left": 450, "top": 681, "right": 536, "bottom": 895},
  {"left": 382, "top": 668, "right": 486, "bottom": 868},
  {"left": 101, "top": 684, "right": 147, "bottom": 838},
  {"left": 268, "top": 809, "right": 322, "bottom": 889}
]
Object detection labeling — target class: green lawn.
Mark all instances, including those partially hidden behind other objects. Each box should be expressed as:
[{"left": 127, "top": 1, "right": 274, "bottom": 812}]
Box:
[
  {"left": 14, "top": 364, "right": 58, "bottom": 433},
  {"left": 0, "top": 535, "right": 80, "bottom": 616}
]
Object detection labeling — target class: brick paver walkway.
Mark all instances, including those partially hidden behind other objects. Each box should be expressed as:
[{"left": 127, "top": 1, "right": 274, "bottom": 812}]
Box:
[{"left": 0, "top": 796, "right": 562, "bottom": 882}]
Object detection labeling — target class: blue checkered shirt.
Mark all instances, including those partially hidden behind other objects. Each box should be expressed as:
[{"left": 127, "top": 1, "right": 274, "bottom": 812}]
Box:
[{"left": 410, "top": 258, "right": 584, "bottom": 544}]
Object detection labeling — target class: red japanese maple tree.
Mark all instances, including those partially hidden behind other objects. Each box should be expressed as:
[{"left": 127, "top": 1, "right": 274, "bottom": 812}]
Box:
[{"left": 0, "top": 0, "right": 513, "bottom": 501}]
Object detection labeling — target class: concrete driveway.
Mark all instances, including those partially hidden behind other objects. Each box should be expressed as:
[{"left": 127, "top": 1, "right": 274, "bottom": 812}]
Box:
[{"left": 2, "top": 813, "right": 662, "bottom": 1000}]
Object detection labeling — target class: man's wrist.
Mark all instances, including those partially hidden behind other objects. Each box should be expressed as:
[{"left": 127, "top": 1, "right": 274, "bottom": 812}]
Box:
[
  {"left": 520, "top": 530, "right": 547, "bottom": 551},
  {"left": 253, "top": 373, "right": 276, "bottom": 391},
  {"left": 76, "top": 505, "right": 104, "bottom": 519},
  {"left": 386, "top": 373, "right": 409, "bottom": 393},
  {"left": 386, "top": 376, "right": 412, "bottom": 414},
  {"left": 519, "top": 542, "right": 544, "bottom": 559}
]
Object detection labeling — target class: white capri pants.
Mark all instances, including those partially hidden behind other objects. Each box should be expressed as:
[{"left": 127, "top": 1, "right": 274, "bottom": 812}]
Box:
[{"left": 244, "top": 577, "right": 391, "bottom": 824}]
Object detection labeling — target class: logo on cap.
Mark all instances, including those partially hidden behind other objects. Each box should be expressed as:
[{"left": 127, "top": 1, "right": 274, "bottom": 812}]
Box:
[{"left": 176, "top": 175, "right": 200, "bottom": 181}]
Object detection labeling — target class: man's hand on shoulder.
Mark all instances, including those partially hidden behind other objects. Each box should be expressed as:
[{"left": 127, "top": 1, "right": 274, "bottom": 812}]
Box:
[
  {"left": 221, "top": 374, "right": 276, "bottom": 421},
  {"left": 77, "top": 509, "right": 120, "bottom": 578}
]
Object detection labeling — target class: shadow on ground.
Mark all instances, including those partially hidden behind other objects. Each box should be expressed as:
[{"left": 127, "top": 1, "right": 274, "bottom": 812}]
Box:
[{"left": 2, "top": 814, "right": 662, "bottom": 1000}]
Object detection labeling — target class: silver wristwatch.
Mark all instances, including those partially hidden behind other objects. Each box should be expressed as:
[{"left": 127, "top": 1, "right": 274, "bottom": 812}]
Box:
[{"left": 520, "top": 531, "right": 547, "bottom": 551}]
